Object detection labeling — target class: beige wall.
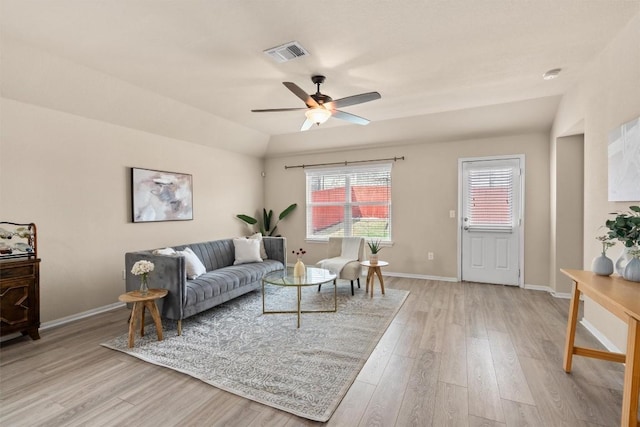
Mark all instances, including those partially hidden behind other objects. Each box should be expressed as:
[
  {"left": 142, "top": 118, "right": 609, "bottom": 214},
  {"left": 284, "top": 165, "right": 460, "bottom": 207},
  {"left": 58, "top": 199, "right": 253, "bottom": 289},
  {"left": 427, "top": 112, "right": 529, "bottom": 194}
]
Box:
[
  {"left": 550, "top": 135, "right": 584, "bottom": 294},
  {"left": 0, "top": 98, "right": 264, "bottom": 323},
  {"left": 265, "top": 133, "right": 551, "bottom": 286},
  {"left": 552, "top": 13, "right": 640, "bottom": 350},
  {"left": 1, "top": 36, "right": 269, "bottom": 325}
]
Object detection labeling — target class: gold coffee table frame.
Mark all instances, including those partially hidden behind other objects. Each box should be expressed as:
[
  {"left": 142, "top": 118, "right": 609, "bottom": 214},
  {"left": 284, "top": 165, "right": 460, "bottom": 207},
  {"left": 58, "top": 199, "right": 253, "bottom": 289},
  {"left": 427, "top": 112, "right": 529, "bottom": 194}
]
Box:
[{"left": 262, "top": 266, "right": 337, "bottom": 328}]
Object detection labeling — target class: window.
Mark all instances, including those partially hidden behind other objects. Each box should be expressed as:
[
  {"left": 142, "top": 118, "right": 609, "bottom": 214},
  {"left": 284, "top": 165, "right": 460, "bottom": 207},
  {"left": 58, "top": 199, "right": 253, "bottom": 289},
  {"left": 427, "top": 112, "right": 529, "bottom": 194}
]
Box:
[
  {"left": 466, "top": 166, "right": 514, "bottom": 231},
  {"left": 305, "top": 163, "right": 392, "bottom": 241}
]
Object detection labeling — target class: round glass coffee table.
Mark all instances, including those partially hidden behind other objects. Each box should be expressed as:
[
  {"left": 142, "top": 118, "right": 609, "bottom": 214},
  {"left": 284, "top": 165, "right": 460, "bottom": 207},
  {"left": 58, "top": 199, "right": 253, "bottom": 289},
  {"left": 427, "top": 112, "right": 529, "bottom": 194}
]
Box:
[{"left": 262, "top": 266, "right": 337, "bottom": 328}]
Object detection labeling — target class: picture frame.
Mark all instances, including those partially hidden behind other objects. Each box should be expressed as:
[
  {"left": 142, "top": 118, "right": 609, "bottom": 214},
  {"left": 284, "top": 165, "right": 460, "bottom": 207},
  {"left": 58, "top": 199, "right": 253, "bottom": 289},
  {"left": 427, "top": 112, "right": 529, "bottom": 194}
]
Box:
[
  {"left": 131, "top": 167, "right": 193, "bottom": 223},
  {"left": 608, "top": 116, "right": 640, "bottom": 202}
]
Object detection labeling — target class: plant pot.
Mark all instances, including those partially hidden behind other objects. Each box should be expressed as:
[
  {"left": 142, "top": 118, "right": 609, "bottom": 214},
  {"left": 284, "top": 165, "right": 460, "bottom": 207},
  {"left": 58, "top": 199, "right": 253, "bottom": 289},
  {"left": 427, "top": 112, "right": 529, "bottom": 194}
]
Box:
[
  {"left": 623, "top": 257, "right": 640, "bottom": 282},
  {"left": 615, "top": 246, "right": 637, "bottom": 276},
  {"left": 369, "top": 254, "right": 378, "bottom": 265},
  {"left": 591, "top": 254, "right": 614, "bottom": 276}
]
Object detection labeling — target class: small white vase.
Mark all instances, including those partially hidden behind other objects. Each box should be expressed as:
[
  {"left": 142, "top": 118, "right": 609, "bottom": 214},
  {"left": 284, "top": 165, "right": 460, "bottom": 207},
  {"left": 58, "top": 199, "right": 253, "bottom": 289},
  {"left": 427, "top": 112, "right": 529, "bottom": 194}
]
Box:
[
  {"left": 615, "top": 246, "right": 637, "bottom": 276},
  {"left": 591, "top": 254, "right": 613, "bottom": 276},
  {"left": 293, "top": 258, "right": 305, "bottom": 277},
  {"left": 623, "top": 257, "right": 640, "bottom": 282}
]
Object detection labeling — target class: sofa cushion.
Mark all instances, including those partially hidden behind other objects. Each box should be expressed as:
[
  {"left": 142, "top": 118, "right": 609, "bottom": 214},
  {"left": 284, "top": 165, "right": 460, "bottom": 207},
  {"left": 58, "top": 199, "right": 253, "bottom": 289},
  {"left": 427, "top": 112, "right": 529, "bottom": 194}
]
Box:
[
  {"left": 153, "top": 247, "right": 176, "bottom": 256},
  {"left": 248, "top": 232, "right": 268, "bottom": 259},
  {"left": 178, "top": 247, "right": 207, "bottom": 279},
  {"left": 233, "top": 238, "right": 262, "bottom": 265},
  {"left": 184, "top": 259, "right": 283, "bottom": 308}
]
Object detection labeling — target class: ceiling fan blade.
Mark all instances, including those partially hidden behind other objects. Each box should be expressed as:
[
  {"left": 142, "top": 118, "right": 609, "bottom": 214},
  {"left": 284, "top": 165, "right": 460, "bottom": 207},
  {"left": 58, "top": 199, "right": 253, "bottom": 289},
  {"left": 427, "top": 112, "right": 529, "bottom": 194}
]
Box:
[
  {"left": 283, "top": 82, "right": 319, "bottom": 108},
  {"left": 332, "top": 110, "right": 370, "bottom": 126},
  {"left": 251, "top": 107, "right": 307, "bottom": 112},
  {"left": 301, "top": 118, "right": 314, "bottom": 131},
  {"left": 331, "top": 92, "right": 381, "bottom": 109}
]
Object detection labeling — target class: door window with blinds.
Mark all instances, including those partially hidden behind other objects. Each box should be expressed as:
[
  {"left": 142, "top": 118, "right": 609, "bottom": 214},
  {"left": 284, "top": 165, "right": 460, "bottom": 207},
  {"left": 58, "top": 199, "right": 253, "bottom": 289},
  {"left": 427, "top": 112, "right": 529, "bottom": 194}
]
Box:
[
  {"left": 465, "top": 164, "right": 516, "bottom": 232},
  {"left": 305, "top": 164, "right": 392, "bottom": 241}
]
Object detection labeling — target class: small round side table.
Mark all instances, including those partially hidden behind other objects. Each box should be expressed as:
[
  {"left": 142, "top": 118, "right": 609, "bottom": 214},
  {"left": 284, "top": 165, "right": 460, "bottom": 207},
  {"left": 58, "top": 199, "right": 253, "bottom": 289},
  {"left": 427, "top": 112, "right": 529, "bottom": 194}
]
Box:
[
  {"left": 360, "top": 260, "right": 389, "bottom": 297},
  {"left": 118, "top": 289, "right": 168, "bottom": 348}
]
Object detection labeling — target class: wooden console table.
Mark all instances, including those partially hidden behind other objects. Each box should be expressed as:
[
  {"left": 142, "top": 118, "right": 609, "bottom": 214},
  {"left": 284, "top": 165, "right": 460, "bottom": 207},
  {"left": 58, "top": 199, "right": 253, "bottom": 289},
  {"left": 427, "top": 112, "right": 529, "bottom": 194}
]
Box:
[{"left": 561, "top": 269, "right": 640, "bottom": 427}]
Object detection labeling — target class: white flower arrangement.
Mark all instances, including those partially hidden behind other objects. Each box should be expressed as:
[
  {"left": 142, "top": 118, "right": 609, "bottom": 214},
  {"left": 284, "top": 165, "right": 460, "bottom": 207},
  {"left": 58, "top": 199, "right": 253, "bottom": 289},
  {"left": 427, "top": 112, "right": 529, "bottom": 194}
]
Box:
[{"left": 131, "top": 260, "right": 154, "bottom": 276}]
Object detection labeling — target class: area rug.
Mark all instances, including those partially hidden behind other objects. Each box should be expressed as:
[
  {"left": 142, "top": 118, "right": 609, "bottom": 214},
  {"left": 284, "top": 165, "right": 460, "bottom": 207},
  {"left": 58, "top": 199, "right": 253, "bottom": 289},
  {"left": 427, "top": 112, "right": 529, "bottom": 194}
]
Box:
[{"left": 102, "top": 285, "right": 409, "bottom": 422}]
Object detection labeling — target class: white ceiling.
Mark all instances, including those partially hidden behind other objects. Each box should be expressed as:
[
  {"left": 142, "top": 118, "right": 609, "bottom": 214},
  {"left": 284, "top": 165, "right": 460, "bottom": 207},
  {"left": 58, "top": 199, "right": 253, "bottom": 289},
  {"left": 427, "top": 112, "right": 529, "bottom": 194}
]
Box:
[{"left": 2, "top": 0, "right": 639, "bottom": 151}]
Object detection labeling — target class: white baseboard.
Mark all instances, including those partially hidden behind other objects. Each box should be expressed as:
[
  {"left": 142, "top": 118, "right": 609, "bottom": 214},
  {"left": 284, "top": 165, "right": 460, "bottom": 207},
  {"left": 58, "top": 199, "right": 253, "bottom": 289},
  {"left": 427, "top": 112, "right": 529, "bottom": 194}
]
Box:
[
  {"left": 580, "top": 318, "right": 623, "bottom": 354},
  {"left": 523, "top": 284, "right": 577, "bottom": 300},
  {"left": 383, "top": 271, "right": 458, "bottom": 282},
  {"left": 288, "top": 264, "right": 458, "bottom": 282},
  {"left": 523, "top": 284, "right": 554, "bottom": 293},
  {"left": 1, "top": 301, "right": 125, "bottom": 343},
  {"left": 41, "top": 302, "right": 125, "bottom": 331}
]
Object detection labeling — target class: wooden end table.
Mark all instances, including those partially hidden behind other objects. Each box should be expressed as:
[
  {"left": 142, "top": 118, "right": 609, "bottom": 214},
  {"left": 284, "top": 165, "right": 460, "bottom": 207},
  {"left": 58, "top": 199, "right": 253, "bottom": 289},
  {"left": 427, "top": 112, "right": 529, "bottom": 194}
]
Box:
[
  {"left": 361, "top": 260, "right": 388, "bottom": 297},
  {"left": 118, "top": 289, "right": 168, "bottom": 348}
]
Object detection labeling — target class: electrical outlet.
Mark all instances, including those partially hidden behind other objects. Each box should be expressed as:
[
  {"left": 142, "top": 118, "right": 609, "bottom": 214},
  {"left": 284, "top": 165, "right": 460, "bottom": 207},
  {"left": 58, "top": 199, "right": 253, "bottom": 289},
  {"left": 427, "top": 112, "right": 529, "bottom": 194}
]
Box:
[
  {"left": 449, "top": 210, "right": 456, "bottom": 218},
  {"left": 428, "top": 252, "right": 434, "bottom": 260}
]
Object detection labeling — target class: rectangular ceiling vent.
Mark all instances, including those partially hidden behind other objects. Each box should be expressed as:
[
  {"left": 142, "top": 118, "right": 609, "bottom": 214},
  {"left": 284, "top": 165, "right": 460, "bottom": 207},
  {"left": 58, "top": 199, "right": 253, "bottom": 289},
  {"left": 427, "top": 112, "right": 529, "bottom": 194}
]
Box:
[{"left": 263, "top": 41, "right": 309, "bottom": 63}]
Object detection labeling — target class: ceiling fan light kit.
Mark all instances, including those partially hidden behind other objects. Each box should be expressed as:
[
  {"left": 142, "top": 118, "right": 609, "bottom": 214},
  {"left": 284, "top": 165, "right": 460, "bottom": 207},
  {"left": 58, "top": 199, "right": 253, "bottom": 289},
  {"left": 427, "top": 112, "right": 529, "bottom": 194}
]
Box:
[
  {"left": 251, "top": 75, "right": 381, "bottom": 131},
  {"left": 305, "top": 107, "right": 331, "bottom": 125}
]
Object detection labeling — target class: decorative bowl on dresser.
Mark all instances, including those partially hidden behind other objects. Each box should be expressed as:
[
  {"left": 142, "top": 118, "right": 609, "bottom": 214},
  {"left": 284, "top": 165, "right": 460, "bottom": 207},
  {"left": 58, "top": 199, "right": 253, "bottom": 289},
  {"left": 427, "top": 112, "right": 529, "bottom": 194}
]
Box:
[{"left": 0, "top": 222, "right": 40, "bottom": 340}]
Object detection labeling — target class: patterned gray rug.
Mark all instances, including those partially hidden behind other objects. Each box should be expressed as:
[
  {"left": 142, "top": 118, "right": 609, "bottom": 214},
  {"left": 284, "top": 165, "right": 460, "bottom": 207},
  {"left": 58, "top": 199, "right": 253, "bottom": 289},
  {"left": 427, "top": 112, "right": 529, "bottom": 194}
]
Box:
[{"left": 102, "top": 284, "right": 409, "bottom": 422}]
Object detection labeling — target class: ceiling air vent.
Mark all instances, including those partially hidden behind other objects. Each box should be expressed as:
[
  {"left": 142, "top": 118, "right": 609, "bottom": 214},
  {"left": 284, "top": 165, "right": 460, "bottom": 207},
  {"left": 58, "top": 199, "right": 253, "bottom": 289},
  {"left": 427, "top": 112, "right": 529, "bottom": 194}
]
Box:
[{"left": 263, "top": 41, "right": 309, "bottom": 63}]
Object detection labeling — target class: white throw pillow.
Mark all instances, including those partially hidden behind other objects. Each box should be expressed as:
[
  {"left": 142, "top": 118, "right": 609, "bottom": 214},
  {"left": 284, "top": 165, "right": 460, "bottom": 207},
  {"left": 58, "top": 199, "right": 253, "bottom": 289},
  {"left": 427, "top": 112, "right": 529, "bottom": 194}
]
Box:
[
  {"left": 233, "top": 238, "right": 263, "bottom": 265},
  {"left": 153, "top": 247, "right": 176, "bottom": 256},
  {"left": 178, "top": 247, "right": 207, "bottom": 279},
  {"left": 248, "top": 232, "right": 268, "bottom": 259}
]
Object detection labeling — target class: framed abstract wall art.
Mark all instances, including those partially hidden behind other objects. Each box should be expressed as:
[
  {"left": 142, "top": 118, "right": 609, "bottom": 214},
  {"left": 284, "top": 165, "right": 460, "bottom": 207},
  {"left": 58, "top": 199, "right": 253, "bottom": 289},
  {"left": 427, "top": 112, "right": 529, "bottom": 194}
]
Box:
[
  {"left": 608, "top": 117, "right": 640, "bottom": 202},
  {"left": 131, "top": 167, "right": 193, "bottom": 222}
]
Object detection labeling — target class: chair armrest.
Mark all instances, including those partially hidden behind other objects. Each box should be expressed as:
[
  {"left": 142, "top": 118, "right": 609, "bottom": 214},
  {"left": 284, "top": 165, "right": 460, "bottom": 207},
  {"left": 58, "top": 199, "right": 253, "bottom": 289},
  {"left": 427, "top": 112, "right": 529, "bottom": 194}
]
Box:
[
  {"left": 125, "top": 251, "right": 186, "bottom": 320},
  {"left": 263, "top": 236, "right": 286, "bottom": 267}
]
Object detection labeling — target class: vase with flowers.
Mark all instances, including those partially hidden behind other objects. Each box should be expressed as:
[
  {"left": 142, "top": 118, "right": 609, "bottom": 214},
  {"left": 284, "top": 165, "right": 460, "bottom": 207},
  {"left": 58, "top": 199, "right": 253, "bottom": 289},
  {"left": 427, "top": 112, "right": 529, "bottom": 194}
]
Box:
[
  {"left": 591, "top": 235, "right": 615, "bottom": 276},
  {"left": 131, "top": 260, "right": 154, "bottom": 296},
  {"left": 292, "top": 248, "right": 306, "bottom": 277},
  {"left": 606, "top": 205, "right": 640, "bottom": 281}
]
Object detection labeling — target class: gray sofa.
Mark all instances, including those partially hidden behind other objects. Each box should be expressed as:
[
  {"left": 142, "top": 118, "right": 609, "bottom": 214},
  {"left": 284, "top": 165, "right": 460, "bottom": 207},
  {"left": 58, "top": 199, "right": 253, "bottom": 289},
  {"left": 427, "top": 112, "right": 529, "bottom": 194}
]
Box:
[{"left": 125, "top": 237, "right": 286, "bottom": 334}]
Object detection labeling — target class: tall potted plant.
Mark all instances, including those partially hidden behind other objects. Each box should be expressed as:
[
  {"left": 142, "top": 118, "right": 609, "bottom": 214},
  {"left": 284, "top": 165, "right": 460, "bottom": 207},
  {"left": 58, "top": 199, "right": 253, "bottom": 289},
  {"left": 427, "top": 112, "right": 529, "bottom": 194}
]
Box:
[
  {"left": 605, "top": 205, "right": 640, "bottom": 280},
  {"left": 237, "top": 203, "right": 297, "bottom": 237}
]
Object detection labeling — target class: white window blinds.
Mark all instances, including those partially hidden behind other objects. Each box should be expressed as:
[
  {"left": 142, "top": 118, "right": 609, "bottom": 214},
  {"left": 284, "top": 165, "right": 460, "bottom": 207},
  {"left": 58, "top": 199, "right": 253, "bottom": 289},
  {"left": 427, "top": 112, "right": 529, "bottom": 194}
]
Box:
[
  {"left": 466, "top": 167, "right": 514, "bottom": 231},
  {"left": 305, "top": 164, "right": 392, "bottom": 240}
]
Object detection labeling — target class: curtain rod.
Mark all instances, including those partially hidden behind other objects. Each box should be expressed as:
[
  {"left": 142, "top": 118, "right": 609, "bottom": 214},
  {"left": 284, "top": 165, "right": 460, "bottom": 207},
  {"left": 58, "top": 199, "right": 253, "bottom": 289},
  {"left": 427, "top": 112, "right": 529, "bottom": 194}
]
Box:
[{"left": 284, "top": 156, "right": 405, "bottom": 170}]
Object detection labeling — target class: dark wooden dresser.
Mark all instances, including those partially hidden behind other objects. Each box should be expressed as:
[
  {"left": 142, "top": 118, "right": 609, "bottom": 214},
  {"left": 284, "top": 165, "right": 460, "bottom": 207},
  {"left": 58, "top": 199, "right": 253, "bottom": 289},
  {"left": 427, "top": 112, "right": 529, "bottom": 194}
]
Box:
[{"left": 0, "top": 222, "right": 40, "bottom": 340}]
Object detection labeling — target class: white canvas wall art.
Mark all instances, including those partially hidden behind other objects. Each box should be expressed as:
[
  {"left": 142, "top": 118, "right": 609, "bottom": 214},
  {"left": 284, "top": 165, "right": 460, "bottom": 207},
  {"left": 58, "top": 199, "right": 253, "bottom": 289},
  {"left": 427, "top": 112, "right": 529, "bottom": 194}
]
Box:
[
  {"left": 608, "top": 117, "right": 640, "bottom": 202},
  {"left": 131, "top": 168, "right": 193, "bottom": 222}
]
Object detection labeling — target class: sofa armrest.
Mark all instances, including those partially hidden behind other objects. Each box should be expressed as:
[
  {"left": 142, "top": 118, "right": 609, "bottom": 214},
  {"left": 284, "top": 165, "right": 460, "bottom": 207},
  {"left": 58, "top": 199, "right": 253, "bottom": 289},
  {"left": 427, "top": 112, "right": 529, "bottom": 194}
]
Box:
[
  {"left": 263, "top": 236, "right": 286, "bottom": 267},
  {"left": 125, "top": 251, "right": 186, "bottom": 320}
]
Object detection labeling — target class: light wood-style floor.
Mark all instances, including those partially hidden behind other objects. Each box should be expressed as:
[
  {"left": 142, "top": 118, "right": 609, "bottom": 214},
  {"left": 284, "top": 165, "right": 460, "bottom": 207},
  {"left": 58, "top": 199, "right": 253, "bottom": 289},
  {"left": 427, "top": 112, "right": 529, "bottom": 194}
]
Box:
[{"left": 0, "top": 278, "right": 629, "bottom": 426}]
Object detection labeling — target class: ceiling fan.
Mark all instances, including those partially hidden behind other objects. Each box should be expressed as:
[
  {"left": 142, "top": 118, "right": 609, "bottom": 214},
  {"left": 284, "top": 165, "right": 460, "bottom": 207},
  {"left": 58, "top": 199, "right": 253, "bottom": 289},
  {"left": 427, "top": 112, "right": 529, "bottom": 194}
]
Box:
[{"left": 251, "top": 75, "right": 381, "bottom": 131}]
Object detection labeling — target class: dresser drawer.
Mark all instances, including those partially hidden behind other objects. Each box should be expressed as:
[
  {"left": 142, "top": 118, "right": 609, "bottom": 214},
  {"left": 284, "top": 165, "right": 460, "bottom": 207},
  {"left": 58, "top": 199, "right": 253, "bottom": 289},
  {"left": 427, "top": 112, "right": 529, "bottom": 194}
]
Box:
[{"left": 0, "top": 263, "right": 36, "bottom": 280}]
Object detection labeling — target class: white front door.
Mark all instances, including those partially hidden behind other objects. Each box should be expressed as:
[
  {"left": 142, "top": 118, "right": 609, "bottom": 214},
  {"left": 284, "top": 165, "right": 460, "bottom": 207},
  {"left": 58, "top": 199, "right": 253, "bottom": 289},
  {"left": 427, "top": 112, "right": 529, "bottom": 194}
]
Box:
[{"left": 460, "top": 157, "right": 522, "bottom": 286}]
